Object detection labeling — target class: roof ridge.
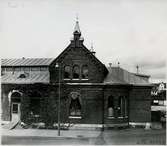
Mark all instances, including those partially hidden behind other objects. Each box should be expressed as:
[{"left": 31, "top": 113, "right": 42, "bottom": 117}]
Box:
[{"left": 1, "top": 58, "right": 55, "bottom": 66}]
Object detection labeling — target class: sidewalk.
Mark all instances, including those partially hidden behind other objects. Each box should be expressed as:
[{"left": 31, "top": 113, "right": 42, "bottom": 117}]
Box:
[
  {"left": 2, "top": 128, "right": 166, "bottom": 138},
  {"left": 2, "top": 129, "right": 101, "bottom": 138}
]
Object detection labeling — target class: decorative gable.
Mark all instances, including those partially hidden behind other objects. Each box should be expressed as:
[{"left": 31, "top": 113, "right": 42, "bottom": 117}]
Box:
[{"left": 50, "top": 21, "right": 108, "bottom": 83}]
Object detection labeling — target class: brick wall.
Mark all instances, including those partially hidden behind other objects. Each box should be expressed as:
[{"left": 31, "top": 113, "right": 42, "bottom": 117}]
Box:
[
  {"left": 61, "top": 85, "right": 104, "bottom": 124},
  {"left": 104, "top": 85, "right": 130, "bottom": 124},
  {"left": 50, "top": 44, "right": 107, "bottom": 84},
  {"left": 129, "top": 86, "right": 152, "bottom": 122},
  {"left": 1, "top": 83, "right": 152, "bottom": 126},
  {"left": 1, "top": 85, "right": 11, "bottom": 121}
]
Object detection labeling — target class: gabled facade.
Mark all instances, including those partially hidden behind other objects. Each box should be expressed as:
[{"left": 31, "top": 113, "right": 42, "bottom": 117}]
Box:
[
  {"left": 1, "top": 20, "right": 153, "bottom": 129},
  {"left": 49, "top": 20, "right": 108, "bottom": 84}
]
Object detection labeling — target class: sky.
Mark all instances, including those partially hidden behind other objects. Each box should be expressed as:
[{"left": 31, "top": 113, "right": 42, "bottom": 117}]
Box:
[{"left": 0, "top": 0, "right": 167, "bottom": 83}]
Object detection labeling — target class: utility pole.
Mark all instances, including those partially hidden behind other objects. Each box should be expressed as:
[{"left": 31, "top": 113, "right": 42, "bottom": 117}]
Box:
[{"left": 55, "top": 63, "right": 61, "bottom": 136}]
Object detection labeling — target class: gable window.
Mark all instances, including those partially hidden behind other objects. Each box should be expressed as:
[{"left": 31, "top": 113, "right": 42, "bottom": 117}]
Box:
[
  {"left": 72, "top": 65, "right": 80, "bottom": 79},
  {"left": 6, "top": 67, "right": 13, "bottom": 72},
  {"left": 23, "top": 67, "right": 30, "bottom": 71},
  {"left": 31, "top": 67, "right": 40, "bottom": 71},
  {"left": 64, "top": 65, "right": 71, "bottom": 79},
  {"left": 14, "top": 67, "right": 21, "bottom": 71},
  {"left": 40, "top": 67, "right": 48, "bottom": 71},
  {"left": 108, "top": 95, "right": 114, "bottom": 117},
  {"left": 81, "top": 65, "right": 88, "bottom": 79},
  {"left": 69, "top": 92, "right": 81, "bottom": 118}
]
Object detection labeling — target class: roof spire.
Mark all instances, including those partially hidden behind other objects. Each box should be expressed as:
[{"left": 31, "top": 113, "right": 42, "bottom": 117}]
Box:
[
  {"left": 73, "top": 14, "right": 81, "bottom": 34},
  {"left": 90, "top": 41, "right": 96, "bottom": 56},
  {"left": 70, "top": 15, "right": 84, "bottom": 46}
]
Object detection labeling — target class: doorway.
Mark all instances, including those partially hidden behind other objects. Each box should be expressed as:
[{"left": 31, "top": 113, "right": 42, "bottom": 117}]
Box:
[
  {"left": 9, "top": 90, "right": 22, "bottom": 122},
  {"left": 11, "top": 102, "right": 21, "bottom": 122}
]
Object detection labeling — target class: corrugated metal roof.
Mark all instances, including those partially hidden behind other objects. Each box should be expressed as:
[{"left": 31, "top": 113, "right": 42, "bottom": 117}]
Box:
[
  {"left": 1, "top": 71, "right": 50, "bottom": 84},
  {"left": 104, "top": 67, "right": 150, "bottom": 85},
  {"left": 1, "top": 58, "right": 55, "bottom": 66}
]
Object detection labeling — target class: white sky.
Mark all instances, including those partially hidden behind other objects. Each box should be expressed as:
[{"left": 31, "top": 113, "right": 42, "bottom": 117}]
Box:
[{"left": 0, "top": 0, "right": 167, "bottom": 83}]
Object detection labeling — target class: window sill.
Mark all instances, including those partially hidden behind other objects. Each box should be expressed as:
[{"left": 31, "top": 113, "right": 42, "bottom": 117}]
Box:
[
  {"left": 64, "top": 79, "right": 71, "bottom": 80},
  {"left": 34, "top": 115, "right": 40, "bottom": 118},
  {"left": 81, "top": 79, "right": 89, "bottom": 80},
  {"left": 107, "top": 116, "right": 115, "bottom": 119},
  {"left": 72, "top": 79, "right": 80, "bottom": 80},
  {"left": 118, "top": 117, "right": 124, "bottom": 119},
  {"left": 118, "top": 116, "right": 128, "bottom": 119},
  {"left": 69, "top": 116, "right": 82, "bottom": 119}
]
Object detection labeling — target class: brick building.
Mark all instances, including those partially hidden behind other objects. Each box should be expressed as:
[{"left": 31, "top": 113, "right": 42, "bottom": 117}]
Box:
[
  {"left": 1, "top": 21, "right": 153, "bottom": 129},
  {"left": 151, "top": 82, "right": 166, "bottom": 126}
]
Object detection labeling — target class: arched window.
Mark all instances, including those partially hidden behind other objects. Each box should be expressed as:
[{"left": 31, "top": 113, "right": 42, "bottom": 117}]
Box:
[
  {"left": 64, "top": 65, "right": 71, "bottom": 79},
  {"left": 11, "top": 91, "right": 21, "bottom": 103},
  {"left": 72, "top": 65, "right": 80, "bottom": 79},
  {"left": 118, "top": 96, "right": 123, "bottom": 117},
  {"left": 108, "top": 95, "right": 114, "bottom": 117},
  {"left": 118, "top": 96, "right": 128, "bottom": 117},
  {"left": 69, "top": 92, "right": 81, "bottom": 116},
  {"left": 81, "top": 65, "right": 88, "bottom": 79},
  {"left": 124, "top": 97, "right": 128, "bottom": 117}
]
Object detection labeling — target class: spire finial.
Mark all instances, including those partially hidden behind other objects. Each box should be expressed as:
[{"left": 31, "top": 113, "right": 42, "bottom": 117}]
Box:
[
  {"left": 73, "top": 14, "right": 81, "bottom": 34},
  {"left": 91, "top": 42, "right": 93, "bottom": 51},
  {"left": 90, "top": 41, "right": 96, "bottom": 56},
  {"left": 76, "top": 13, "right": 79, "bottom": 22}
]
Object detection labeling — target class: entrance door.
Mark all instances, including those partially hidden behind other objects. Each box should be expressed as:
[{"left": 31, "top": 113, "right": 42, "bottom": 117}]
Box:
[{"left": 11, "top": 103, "right": 20, "bottom": 122}]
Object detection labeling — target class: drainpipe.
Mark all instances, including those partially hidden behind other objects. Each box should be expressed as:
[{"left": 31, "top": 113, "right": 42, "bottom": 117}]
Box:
[
  {"left": 102, "top": 86, "right": 105, "bottom": 131},
  {"left": 8, "top": 92, "right": 12, "bottom": 121}
]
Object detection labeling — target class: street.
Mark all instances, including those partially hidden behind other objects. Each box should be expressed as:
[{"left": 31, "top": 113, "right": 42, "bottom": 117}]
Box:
[
  {"left": 2, "top": 129, "right": 166, "bottom": 145},
  {"left": 2, "top": 136, "right": 89, "bottom": 145}
]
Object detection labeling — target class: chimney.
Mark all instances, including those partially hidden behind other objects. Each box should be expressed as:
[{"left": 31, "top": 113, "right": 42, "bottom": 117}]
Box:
[
  {"left": 136, "top": 65, "right": 139, "bottom": 74},
  {"left": 118, "top": 62, "right": 120, "bottom": 67},
  {"left": 109, "top": 63, "right": 112, "bottom": 68}
]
